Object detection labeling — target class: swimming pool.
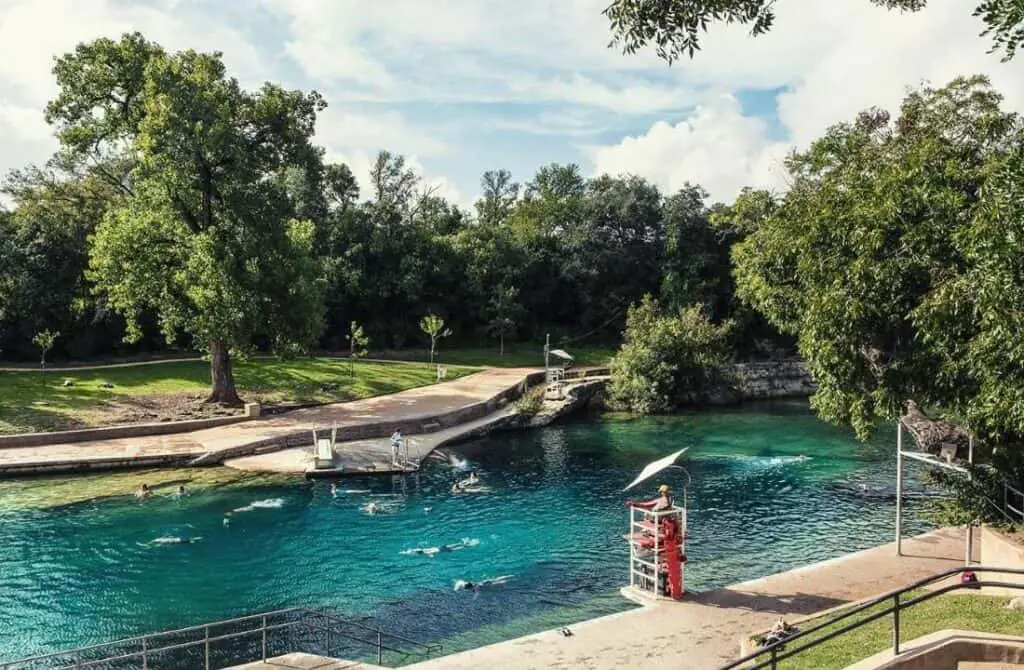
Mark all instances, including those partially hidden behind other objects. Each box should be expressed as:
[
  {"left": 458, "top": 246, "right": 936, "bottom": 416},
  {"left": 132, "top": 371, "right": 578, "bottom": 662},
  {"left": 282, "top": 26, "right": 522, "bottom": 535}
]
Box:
[{"left": 0, "top": 400, "right": 934, "bottom": 663}]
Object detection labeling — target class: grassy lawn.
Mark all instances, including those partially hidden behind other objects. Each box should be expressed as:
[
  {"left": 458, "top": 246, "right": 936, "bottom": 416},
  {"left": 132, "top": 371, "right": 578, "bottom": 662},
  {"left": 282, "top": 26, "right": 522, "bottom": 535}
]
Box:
[
  {"left": 372, "top": 345, "right": 616, "bottom": 368},
  {"left": 0, "top": 357, "right": 475, "bottom": 435},
  {"left": 756, "top": 591, "right": 1023, "bottom": 669}
]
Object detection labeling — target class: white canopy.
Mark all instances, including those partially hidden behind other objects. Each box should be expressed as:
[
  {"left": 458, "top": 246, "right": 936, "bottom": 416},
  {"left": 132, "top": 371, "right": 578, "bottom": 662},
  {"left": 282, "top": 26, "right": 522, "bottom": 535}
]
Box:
[
  {"left": 549, "top": 349, "right": 573, "bottom": 361},
  {"left": 622, "top": 447, "right": 689, "bottom": 492}
]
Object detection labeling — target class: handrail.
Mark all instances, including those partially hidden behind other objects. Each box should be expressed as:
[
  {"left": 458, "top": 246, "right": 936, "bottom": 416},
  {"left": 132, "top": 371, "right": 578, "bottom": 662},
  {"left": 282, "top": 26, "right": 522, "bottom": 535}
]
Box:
[
  {"left": 0, "top": 606, "right": 441, "bottom": 669},
  {"left": 720, "top": 565, "right": 1024, "bottom": 670},
  {"left": 306, "top": 609, "right": 443, "bottom": 655}
]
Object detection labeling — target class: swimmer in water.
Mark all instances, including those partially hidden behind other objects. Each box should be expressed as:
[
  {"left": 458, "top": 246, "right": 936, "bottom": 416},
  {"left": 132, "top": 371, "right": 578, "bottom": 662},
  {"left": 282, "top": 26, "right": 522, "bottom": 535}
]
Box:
[
  {"left": 330, "top": 482, "right": 338, "bottom": 498},
  {"left": 135, "top": 484, "right": 152, "bottom": 500},
  {"left": 455, "top": 575, "right": 510, "bottom": 591},
  {"left": 149, "top": 536, "right": 202, "bottom": 545},
  {"left": 363, "top": 502, "right": 381, "bottom": 514},
  {"left": 176, "top": 485, "right": 186, "bottom": 498}
]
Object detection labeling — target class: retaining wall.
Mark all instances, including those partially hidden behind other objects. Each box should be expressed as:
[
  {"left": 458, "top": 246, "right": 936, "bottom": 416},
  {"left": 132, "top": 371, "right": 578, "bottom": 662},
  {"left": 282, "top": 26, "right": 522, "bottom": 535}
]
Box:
[
  {"left": 0, "top": 415, "right": 252, "bottom": 449},
  {"left": 980, "top": 526, "right": 1024, "bottom": 596}
]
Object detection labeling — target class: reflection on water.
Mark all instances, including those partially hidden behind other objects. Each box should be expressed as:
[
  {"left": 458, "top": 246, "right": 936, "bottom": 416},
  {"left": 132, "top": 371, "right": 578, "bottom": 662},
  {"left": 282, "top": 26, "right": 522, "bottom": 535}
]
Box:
[{"left": 0, "top": 400, "right": 933, "bottom": 661}]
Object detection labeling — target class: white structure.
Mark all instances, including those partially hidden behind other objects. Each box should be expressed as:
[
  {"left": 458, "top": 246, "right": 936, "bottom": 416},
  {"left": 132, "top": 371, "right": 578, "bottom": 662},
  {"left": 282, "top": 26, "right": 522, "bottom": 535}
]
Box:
[
  {"left": 312, "top": 425, "right": 337, "bottom": 469},
  {"left": 543, "top": 334, "right": 573, "bottom": 400},
  {"left": 625, "top": 503, "right": 687, "bottom": 600}
]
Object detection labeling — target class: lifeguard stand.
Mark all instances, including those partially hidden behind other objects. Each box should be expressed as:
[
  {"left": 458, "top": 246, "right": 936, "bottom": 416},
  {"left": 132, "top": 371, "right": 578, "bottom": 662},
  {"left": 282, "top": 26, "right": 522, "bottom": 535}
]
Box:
[{"left": 624, "top": 502, "right": 687, "bottom": 600}]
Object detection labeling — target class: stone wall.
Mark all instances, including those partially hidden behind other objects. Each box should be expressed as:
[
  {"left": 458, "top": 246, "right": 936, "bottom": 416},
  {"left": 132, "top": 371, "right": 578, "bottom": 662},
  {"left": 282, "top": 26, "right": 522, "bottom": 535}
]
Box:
[{"left": 713, "top": 359, "right": 816, "bottom": 404}]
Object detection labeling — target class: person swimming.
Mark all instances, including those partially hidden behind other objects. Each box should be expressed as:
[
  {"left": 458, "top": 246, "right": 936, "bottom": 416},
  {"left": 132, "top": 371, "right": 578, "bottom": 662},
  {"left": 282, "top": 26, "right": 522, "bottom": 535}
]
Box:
[
  {"left": 454, "top": 575, "right": 511, "bottom": 591},
  {"left": 330, "top": 482, "right": 339, "bottom": 498},
  {"left": 175, "top": 485, "right": 186, "bottom": 498},
  {"left": 147, "top": 536, "right": 202, "bottom": 545},
  {"left": 452, "top": 471, "right": 482, "bottom": 493},
  {"left": 134, "top": 484, "right": 152, "bottom": 500},
  {"left": 362, "top": 502, "right": 382, "bottom": 514}
]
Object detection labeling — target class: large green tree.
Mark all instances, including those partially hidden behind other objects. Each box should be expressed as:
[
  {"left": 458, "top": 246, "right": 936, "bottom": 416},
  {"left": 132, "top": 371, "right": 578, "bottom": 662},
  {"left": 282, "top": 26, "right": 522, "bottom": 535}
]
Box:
[
  {"left": 47, "top": 33, "right": 327, "bottom": 403},
  {"left": 604, "top": 0, "right": 1023, "bottom": 63},
  {"left": 732, "top": 76, "right": 1023, "bottom": 450}
]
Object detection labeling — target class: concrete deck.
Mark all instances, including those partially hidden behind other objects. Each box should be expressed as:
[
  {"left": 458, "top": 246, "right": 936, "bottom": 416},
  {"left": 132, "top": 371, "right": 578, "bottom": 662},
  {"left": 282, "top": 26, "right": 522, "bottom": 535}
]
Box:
[
  {"left": 406, "top": 528, "right": 979, "bottom": 670},
  {"left": 225, "top": 406, "right": 518, "bottom": 474},
  {"left": 0, "top": 368, "right": 536, "bottom": 476}
]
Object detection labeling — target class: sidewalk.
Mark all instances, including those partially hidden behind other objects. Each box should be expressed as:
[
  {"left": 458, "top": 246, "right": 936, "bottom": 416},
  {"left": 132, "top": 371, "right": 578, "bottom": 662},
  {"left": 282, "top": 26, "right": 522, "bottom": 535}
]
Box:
[
  {"left": 0, "top": 368, "right": 536, "bottom": 475},
  {"left": 405, "top": 528, "right": 975, "bottom": 670}
]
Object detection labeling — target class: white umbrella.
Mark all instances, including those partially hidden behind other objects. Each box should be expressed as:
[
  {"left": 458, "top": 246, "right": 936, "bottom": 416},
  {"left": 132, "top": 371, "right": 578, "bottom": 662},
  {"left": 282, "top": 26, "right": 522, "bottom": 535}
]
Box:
[
  {"left": 622, "top": 447, "right": 689, "bottom": 492},
  {"left": 549, "top": 349, "right": 573, "bottom": 361}
]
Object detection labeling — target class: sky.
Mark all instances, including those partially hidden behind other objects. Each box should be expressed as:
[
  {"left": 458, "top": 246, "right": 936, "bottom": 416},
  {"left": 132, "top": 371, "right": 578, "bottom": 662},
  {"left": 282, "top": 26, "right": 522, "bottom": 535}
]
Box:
[{"left": 1, "top": 0, "right": 1023, "bottom": 210}]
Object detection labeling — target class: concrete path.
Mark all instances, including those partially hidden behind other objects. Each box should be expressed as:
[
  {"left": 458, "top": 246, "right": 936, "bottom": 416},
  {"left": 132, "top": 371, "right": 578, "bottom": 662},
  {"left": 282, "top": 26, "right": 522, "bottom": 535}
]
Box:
[
  {"left": 226, "top": 407, "right": 518, "bottom": 474},
  {"left": 0, "top": 369, "right": 536, "bottom": 475},
  {"left": 406, "top": 528, "right": 978, "bottom": 670}
]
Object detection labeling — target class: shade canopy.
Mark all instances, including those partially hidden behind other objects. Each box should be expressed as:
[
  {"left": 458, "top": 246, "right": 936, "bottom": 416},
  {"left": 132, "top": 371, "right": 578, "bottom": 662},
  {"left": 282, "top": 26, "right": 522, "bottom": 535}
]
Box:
[
  {"left": 549, "top": 349, "right": 573, "bottom": 361},
  {"left": 622, "top": 447, "right": 689, "bottom": 492}
]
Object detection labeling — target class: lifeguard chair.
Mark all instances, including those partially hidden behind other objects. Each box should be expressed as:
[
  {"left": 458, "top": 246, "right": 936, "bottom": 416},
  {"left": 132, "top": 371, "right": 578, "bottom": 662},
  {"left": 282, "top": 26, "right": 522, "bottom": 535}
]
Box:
[
  {"left": 621, "top": 449, "right": 690, "bottom": 602},
  {"left": 624, "top": 501, "right": 687, "bottom": 600}
]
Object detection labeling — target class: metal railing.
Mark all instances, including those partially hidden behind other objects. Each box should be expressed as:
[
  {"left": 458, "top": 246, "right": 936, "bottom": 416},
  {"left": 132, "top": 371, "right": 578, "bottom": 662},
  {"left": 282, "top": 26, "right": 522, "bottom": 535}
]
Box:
[
  {"left": 720, "top": 565, "right": 1024, "bottom": 670},
  {"left": 1004, "top": 481, "right": 1024, "bottom": 523},
  {"left": 0, "top": 607, "right": 441, "bottom": 670}
]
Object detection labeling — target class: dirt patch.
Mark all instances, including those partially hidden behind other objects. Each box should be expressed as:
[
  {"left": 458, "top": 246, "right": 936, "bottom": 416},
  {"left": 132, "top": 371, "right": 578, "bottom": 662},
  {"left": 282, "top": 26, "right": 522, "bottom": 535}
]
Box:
[
  {"left": 94, "top": 392, "right": 244, "bottom": 427},
  {"left": 995, "top": 526, "right": 1024, "bottom": 548}
]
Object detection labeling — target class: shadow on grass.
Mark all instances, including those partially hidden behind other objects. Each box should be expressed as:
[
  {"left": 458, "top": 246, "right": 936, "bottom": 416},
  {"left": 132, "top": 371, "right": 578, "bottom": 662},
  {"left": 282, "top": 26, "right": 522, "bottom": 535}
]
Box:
[{"left": 0, "top": 358, "right": 476, "bottom": 434}]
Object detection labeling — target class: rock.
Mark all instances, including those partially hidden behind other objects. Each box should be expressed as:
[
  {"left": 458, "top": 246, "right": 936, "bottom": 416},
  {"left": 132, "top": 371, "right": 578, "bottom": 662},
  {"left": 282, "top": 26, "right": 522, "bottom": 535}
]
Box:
[
  {"left": 99, "top": 382, "right": 115, "bottom": 389},
  {"left": 1007, "top": 597, "right": 1024, "bottom": 610},
  {"left": 320, "top": 382, "right": 339, "bottom": 392}
]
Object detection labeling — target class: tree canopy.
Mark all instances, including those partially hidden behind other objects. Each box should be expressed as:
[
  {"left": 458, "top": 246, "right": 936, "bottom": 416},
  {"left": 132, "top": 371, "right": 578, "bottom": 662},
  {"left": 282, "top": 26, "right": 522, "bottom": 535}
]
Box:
[
  {"left": 604, "top": 0, "right": 1024, "bottom": 63},
  {"left": 732, "top": 76, "right": 1024, "bottom": 450},
  {"left": 45, "top": 33, "right": 327, "bottom": 403}
]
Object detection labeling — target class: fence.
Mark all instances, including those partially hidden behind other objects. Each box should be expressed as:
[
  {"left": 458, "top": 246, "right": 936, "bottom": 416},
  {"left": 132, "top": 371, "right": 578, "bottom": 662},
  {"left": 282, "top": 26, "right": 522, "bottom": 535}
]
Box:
[
  {"left": 0, "top": 607, "right": 441, "bottom": 670},
  {"left": 720, "top": 565, "right": 1024, "bottom": 670}
]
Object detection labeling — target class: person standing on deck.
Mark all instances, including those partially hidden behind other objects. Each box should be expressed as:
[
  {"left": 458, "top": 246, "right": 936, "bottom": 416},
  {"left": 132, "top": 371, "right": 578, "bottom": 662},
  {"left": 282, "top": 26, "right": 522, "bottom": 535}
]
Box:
[{"left": 391, "top": 429, "right": 403, "bottom": 466}]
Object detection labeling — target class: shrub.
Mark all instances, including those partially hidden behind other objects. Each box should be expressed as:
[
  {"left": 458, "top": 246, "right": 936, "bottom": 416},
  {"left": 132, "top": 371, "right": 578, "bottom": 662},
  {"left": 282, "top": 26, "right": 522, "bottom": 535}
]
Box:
[
  {"left": 515, "top": 387, "right": 545, "bottom": 415},
  {"left": 608, "top": 295, "right": 734, "bottom": 414}
]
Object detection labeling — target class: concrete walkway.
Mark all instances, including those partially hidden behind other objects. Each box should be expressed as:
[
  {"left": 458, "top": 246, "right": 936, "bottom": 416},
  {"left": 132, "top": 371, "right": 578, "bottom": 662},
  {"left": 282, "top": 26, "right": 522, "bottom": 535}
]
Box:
[
  {"left": 405, "top": 528, "right": 978, "bottom": 670},
  {"left": 0, "top": 368, "right": 536, "bottom": 475},
  {"left": 226, "top": 406, "right": 518, "bottom": 474}
]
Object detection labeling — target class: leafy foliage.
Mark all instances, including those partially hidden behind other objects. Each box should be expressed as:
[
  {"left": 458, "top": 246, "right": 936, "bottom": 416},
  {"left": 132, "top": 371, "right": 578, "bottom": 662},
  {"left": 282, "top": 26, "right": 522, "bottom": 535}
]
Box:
[
  {"left": 733, "top": 76, "right": 1023, "bottom": 442},
  {"left": 32, "top": 330, "right": 60, "bottom": 368},
  {"left": 346, "top": 321, "right": 369, "bottom": 377},
  {"left": 608, "top": 296, "right": 734, "bottom": 414},
  {"left": 486, "top": 285, "right": 524, "bottom": 356},
  {"left": 603, "top": 0, "right": 1020, "bottom": 62},
  {"left": 419, "top": 313, "right": 453, "bottom": 364},
  {"left": 48, "top": 34, "right": 327, "bottom": 403}
]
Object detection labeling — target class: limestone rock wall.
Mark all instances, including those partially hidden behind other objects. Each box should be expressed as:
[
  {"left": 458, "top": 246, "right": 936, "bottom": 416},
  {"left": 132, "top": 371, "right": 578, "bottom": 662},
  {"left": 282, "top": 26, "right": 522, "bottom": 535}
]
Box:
[{"left": 716, "top": 359, "right": 816, "bottom": 403}]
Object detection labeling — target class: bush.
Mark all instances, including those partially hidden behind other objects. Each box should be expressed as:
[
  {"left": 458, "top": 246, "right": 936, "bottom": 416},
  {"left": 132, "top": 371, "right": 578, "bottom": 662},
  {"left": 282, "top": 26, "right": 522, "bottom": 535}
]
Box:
[
  {"left": 925, "top": 446, "right": 1024, "bottom": 526},
  {"left": 515, "top": 387, "right": 545, "bottom": 415},
  {"left": 608, "top": 296, "right": 734, "bottom": 414}
]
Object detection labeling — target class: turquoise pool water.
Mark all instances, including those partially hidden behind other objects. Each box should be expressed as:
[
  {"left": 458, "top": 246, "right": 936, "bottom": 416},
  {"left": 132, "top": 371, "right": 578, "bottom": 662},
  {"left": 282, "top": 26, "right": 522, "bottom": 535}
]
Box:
[{"left": 0, "top": 401, "right": 934, "bottom": 663}]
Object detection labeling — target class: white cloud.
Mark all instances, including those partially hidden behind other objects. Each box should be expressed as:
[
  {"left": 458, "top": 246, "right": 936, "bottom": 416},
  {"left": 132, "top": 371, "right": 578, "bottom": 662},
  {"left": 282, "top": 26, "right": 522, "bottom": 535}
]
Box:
[
  {"left": 588, "top": 95, "right": 790, "bottom": 202},
  {"left": 587, "top": 0, "right": 1024, "bottom": 203}
]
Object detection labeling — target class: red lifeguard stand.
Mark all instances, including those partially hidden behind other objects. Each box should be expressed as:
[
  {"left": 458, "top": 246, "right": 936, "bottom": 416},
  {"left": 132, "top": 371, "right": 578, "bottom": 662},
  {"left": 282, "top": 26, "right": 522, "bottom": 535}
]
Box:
[{"left": 624, "top": 501, "right": 687, "bottom": 600}]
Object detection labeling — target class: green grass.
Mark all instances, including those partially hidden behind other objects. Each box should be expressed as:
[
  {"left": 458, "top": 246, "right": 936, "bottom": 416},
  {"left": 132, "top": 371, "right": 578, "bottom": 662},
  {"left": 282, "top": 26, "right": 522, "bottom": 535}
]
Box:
[
  {"left": 755, "top": 591, "right": 1023, "bottom": 669},
  {"left": 371, "top": 345, "right": 616, "bottom": 368},
  {"left": 0, "top": 357, "right": 475, "bottom": 435}
]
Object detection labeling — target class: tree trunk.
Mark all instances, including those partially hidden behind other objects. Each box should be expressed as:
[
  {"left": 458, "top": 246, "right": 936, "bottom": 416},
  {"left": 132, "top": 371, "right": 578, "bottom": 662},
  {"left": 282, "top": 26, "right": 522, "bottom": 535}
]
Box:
[
  {"left": 430, "top": 340, "right": 436, "bottom": 364},
  {"left": 500, "top": 335, "right": 504, "bottom": 356},
  {"left": 207, "top": 340, "right": 242, "bottom": 406}
]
